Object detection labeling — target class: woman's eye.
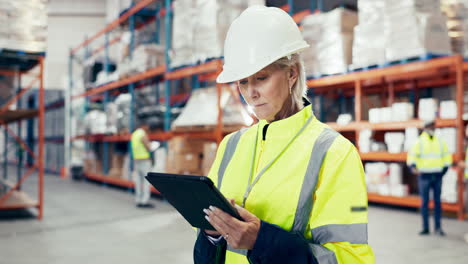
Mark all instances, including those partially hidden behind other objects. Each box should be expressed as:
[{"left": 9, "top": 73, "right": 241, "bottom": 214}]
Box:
[
  {"left": 257, "top": 76, "right": 267, "bottom": 81},
  {"left": 239, "top": 80, "right": 248, "bottom": 85}
]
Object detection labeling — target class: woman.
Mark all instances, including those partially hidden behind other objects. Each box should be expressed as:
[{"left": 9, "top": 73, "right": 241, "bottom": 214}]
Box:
[{"left": 194, "top": 6, "right": 375, "bottom": 264}]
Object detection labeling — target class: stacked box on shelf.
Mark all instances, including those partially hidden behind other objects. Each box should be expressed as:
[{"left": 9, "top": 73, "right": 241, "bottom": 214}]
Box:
[
  {"left": 170, "top": 0, "right": 260, "bottom": 68},
  {"left": 301, "top": 8, "right": 357, "bottom": 76},
  {"left": 384, "top": 0, "right": 451, "bottom": 62},
  {"left": 0, "top": 0, "right": 47, "bottom": 52},
  {"left": 167, "top": 136, "right": 205, "bottom": 175},
  {"left": 352, "top": 0, "right": 386, "bottom": 68},
  {"left": 441, "top": 0, "right": 468, "bottom": 55}
]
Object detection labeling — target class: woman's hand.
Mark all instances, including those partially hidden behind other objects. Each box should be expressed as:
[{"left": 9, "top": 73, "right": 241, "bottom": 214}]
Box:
[{"left": 203, "top": 199, "right": 261, "bottom": 250}]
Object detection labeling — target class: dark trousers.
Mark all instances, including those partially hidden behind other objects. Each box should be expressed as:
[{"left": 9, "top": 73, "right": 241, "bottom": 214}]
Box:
[{"left": 418, "top": 173, "right": 443, "bottom": 231}]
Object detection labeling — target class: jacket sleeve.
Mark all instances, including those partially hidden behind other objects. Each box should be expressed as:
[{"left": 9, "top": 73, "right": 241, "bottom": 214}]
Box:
[
  {"left": 247, "top": 221, "right": 318, "bottom": 264},
  {"left": 194, "top": 231, "right": 226, "bottom": 264},
  {"left": 306, "top": 136, "right": 375, "bottom": 263}
]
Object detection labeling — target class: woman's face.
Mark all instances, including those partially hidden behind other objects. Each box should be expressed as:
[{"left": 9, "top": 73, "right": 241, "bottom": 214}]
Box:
[{"left": 237, "top": 64, "right": 293, "bottom": 122}]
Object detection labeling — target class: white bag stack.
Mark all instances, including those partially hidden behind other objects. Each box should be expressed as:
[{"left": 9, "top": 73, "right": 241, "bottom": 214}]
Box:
[
  {"left": 170, "top": 0, "right": 195, "bottom": 67},
  {"left": 131, "top": 44, "right": 165, "bottom": 73},
  {"left": 388, "top": 163, "right": 403, "bottom": 185},
  {"left": 384, "top": 132, "right": 405, "bottom": 153},
  {"left": 302, "top": 8, "right": 357, "bottom": 76},
  {"left": 418, "top": 98, "right": 438, "bottom": 121},
  {"left": 404, "top": 127, "right": 420, "bottom": 152},
  {"left": 439, "top": 100, "right": 457, "bottom": 119},
  {"left": 384, "top": 0, "right": 451, "bottom": 61},
  {"left": 172, "top": 86, "right": 253, "bottom": 129},
  {"left": 0, "top": 0, "right": 48, "bottom": 52},
  {"left": 352, "top": 0, "right": 386, "bottom": 68},
  {"left": 359, "top": 129, "right": 373, "bottom": 153},
  {"left": 441, "top": 168, "right": 457, "bottom": 203},
  {"left": 435, "top": 128, "right": 457, "bottom": 154},
  {"left": 365, "top": 162, "right": 389, "bottom": 194},
  {"left": 392, "top": 102, "right": 414, "bottom": 121},
  {"left": 84, "top": 110, "right": 107, "bottom": 135}
]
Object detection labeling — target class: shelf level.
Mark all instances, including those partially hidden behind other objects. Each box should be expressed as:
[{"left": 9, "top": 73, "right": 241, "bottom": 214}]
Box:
[
  {"left": 84, "top": 172, "right": 160, "bottom": 195},
  {"left": 72, "top": 65, "right": 166, "bottom": 99},
  {"left": 165, "top": 60, "right": 222, "bottom": 80},
  {"left": 328, "top": 119, "right": 458, "bottom": 132},
  {"left": 367, "top": 193, "right": 459, "bottom": 212},
  {"left": 0, "top": 109, "right": 38, "bottom": 124}
]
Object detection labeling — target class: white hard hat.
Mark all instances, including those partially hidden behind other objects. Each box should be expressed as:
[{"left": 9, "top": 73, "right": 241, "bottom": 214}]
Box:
[{"left": 217, "top": 6, "right": 309, "bottom": 83}]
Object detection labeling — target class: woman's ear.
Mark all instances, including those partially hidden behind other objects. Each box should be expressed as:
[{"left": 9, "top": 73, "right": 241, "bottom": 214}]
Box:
[{"left": 288, "top": 64, "right": 299, "bottom": 89}]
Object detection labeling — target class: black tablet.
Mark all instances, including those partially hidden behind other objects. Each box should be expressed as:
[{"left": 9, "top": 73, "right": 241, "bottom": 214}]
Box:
[{"left": 145, "top": 172, "right": 242, "bottom": 230}]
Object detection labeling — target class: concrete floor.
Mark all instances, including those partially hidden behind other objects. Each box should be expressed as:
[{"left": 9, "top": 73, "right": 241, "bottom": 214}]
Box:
[{"left": 1, "top": 169, "right": 468, "bottom": 264}]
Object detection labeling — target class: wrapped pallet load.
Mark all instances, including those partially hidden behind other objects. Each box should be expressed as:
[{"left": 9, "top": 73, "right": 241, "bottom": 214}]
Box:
[
  {"left": 301, "top": 8, "right": 357, "bottom": 76},
  {"left": 352, "top": 0, "right": 386, "bottom": 68},
  {"left": 0, "top": 0, "right": 47, "bottom": 52},
  {"left": 170, "top": 0, "right": 265, "bottom": 68},
  {"left": 172, "top": 85, "right": 253, "bottom": 131},
  {"left": 441, "top": 0, "right": 468, "bottom": 55},
  {"left": 384, "top": 0, "right": 451, "bottom": 62}
]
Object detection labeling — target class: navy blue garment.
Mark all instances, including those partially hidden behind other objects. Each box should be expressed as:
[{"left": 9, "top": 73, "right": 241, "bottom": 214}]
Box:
[
  {"left": 194, "top": 221, "right": 319, "bottom": 264},
  {"left": 418, "top": 170, "right": 446, "bottom": 231}
]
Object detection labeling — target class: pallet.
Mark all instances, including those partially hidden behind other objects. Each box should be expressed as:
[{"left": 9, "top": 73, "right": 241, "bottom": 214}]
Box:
[{"left": 381, "top": 53, "right": 448, "bottom": 67}]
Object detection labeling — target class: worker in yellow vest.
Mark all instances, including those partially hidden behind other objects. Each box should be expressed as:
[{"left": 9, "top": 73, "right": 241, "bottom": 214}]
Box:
[
  {"left": 457, "top": 124, "right": 468, "bottom": 243},
  {"left": 194, "top": 6, "right": 374, "bottom": 264},
  {"left": 131, "top": 119, "right": 159, "bottom": 208},
  {"left": 407, "top": 120, "right": 452, "bottom": 236}
]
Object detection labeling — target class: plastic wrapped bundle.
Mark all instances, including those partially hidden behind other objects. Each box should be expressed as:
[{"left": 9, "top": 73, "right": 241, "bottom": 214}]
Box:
[
  {"left": 352, "top": 0, "right": 386, "bottom": 68},
  {"left": 170, "top": 0, "right": 195, "bottom": 68},
  {"left": 172, "top": 86, "right": 253, "bottom": 130},
  {"left": 84, "top": 110, "right": 107, "bottom": 135},
  {"left": 302, "top": 8, "right": 357, "bottom": 76},
  {"left": 130, "top": 44, "right": 165, "bottom": 73},
  {"left": 0, "top": 0, "right": 48, "bottom": 52},
  {"left": 115, "top": 93, "right": 131, "bottom": 133},
  {"left": 192, "top": 0, "right": 223, "bottom": 63},
  {"left": 385, "top": 11, "right": 451, "bottom": 61}
]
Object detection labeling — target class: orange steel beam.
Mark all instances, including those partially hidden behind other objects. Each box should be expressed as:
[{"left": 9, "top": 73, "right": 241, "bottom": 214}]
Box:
[
  {"left": 165, "top": 60, "right": 222, "bottom": 80},
  {"left": 72, "top": 65, "right": 166, "bottom": 99},
  {"left": 71, "top": 0, "right": 157, "bottom": 54},
  {"left": 0, "top": 70, "right": 18, "bottom": 76},
  {"left": 307, "top": 56, "right": 459, "bottom": 88},
  {"left": 91, "top": 35, "right": 122, "bottom": 56},
  {"left": 0, "top": 165, "right": 37, "bottom": 207},
  {"left": 4, "top": 126, "right": 37, "bottom": 160},
  {"left": 38, "top": 57, "right": 45, "bottom": 220},
  {"left": 355, "top": 80, "right": 362, "bottom": 122},
  {"left": 0, "top": 76, "right": 39, "bottom": 116}
]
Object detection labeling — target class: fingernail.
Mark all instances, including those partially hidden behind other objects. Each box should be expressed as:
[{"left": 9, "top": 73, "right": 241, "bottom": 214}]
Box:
[
  {"left": 209, "top": 206, "right": 216, "bottom": 211},
  {"left": 203, "top": 208, "right": 210, "bottom": 215},
  {"left": 205, "top": 215, "right": 210, "bottom": 222}
]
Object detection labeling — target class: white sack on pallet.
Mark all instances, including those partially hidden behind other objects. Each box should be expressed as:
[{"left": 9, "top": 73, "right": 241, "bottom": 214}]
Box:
[
  {"left": 435, "top": 128, "right": 457, "bottom": 154},
  {"left": 404, "top": 127, "right": 419, "bottom": 152},
  {"left": 172, "top": 86, "right": 253, "bottom": 129},
  {"left": 440, "top": 100, "right": 457, "bottom": 119},
  {"left": 418, "top": 98, "right": 438, "bottom": 121},
  {"left": 170, "top": 0, "right": 195, "bottom": 68},
  {"left": 392, "top": 102, "right": 414, "bottom": 122},
  {"left": 385, "top": 132, "right": 405, "bottom": 153},
  {"left": 441, "top": 168, "right": 457, "bottom": 203},
  {"left": 193, "top": 0, "right": 223, "bottom": 63},
  {"left": 302, "top": 8, "right": 357, "bottom": 76},
  {"left": 352, "top": 0, "right": 386, "bottom": 68},
  {"left": 130, "top": 44, "right": 165, "bottom": 73},
  {"left": 84, "top": 110, "right": 107, "bottom": 135},
  {"left": 385, "top": 12, "right": 451, "bottom": 61}
]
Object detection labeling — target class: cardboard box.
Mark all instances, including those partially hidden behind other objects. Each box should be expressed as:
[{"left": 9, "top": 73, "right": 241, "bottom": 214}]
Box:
[
  {"left": 202, "top": 142, "right": 218, "bottom": 174},
  {"left": 169, "top": 136, "right": 206, "bottom": 154},
  {"left": 166, "top": 152, "right": 201, "bottom": 174}
]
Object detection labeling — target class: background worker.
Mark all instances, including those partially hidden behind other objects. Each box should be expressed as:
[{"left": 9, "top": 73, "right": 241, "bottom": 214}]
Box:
[
  {"left": 407, "top": 120, "right": 452, "bottom": 236},
  {"left": 131, "top": 119, "right": 159, "bottom": 208}
]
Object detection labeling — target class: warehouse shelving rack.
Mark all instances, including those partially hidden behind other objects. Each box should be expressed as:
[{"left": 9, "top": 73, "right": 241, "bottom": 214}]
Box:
[
  {"left": 67, "top": 0, "right": 313, "bottom": 192},
  {"left": 307, "top": 55, "right": 467, "bottom": 220},
  {"left": 0, "top": 50, "right": 45, "bottom": 219}
]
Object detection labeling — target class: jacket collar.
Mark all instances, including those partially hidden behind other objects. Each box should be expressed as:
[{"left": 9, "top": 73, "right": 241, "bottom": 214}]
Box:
[{"left": 257, "top": 104, "right": 314, "bottom": 140}]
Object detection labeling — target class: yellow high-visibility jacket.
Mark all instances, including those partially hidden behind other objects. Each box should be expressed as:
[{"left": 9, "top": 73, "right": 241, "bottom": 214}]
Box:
[
  {"left": 131, "top": 128, "right": 150, "bottom": 160},
  {"left": 207, "top": 105, "right": 375, "bottom": 263},
  {"left": 407, "top": 132, "right": 452, "bottom": 173}
]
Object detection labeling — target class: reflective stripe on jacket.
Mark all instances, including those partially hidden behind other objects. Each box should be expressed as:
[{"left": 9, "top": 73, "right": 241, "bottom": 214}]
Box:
[{"left": 407, "top": 132, "right": 452, "bottom": 173}]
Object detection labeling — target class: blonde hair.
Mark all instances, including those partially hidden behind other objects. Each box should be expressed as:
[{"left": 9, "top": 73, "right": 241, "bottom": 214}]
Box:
[{"left": 270, "top": 53, "right": 307, "bottom": 111}]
